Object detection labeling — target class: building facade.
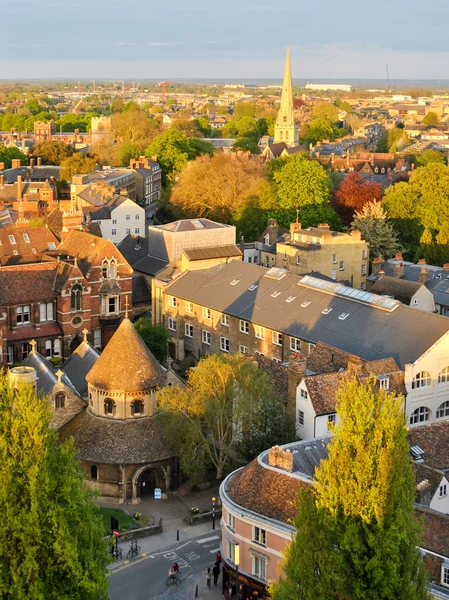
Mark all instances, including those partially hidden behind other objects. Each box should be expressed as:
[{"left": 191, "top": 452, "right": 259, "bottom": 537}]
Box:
[{"left": 129, "top": 157, "right": 162, "bottom": 205}]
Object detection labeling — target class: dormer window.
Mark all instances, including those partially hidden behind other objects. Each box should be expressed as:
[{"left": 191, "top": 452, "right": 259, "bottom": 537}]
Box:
[{"left": 378, "top": 375, "right": 390, "bottom": 390}]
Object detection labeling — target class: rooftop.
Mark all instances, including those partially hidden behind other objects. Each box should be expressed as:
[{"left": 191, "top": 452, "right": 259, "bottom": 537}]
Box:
[{"left": 154, "top": 218, "right": 231, "bottom": 233}]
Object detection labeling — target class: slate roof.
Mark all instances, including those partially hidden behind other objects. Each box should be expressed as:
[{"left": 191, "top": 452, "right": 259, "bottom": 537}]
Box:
[
  {"left": 21, "top": 350, "right": 78, "bottom": 396},
  {"left": 58, "top": 410, "right": 176, "bottom": 464},
  {"left": 132, "top": 275, "right": 150, "bottom": 305},
  {"left": 0, "top": 262, "right": 59, "bottom": 304},
  {"left": 82, "top": 194, "right": 128, "bottom": 220},
  {"left": 266, "top": 142, "right": 289, "bottom": 158},
  {"left": 118, "top": 235, "right": 169, "bottom": 276},
  {"left": 370, "top": 275, "right": 423, "bottom": 303},
  {"left": 30, "top": 166, "right": 60, "bottom": 180},
  {"left": 182, "top": 245, "right": 242, "bottom": 261},
  {"left": 164, "top": 262, "right": 449, "bottom": 369},
  {"left": 63, "top": 341, "right": 100, "bottom": 398},
  {"left": 86, "top": 318, "right": 165, "bottom": 391}
]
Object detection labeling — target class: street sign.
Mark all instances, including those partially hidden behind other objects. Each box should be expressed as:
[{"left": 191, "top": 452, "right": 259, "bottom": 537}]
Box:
[
  {"left": 113, "top": 529, "right": 119, "bottom": 537},
  {"left": 154, "top": 488, "right": 162, "bottom": 499}
]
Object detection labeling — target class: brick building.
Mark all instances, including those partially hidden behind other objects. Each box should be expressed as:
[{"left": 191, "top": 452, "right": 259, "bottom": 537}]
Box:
[
  {"left": 33, "top": 120, "right": 56, "bottom": 142},
  {"left": 0, "top": 174, "right": 58, "bottom": 215},
  {"left": 129, "top": 156, "right": 162, "bottom": 205}
]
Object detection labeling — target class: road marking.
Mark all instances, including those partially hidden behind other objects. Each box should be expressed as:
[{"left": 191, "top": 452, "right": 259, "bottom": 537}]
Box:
[
  {"left": 209, "top": 548, "right": 220, "bottom": 554},
  {"left": 176, "top": 541, "right": 191, "bottom": 551},
  {"left": 196, "top": 535, "right": 220, "bottom": 544},
  {"left": 149, "top": 555, "right": 155, "bottom": 558}
]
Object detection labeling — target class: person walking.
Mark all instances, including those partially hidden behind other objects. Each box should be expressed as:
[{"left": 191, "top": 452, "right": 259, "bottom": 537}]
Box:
[
  {"left": 213, "top": 561, "right": 220, "bottom": 586},
  {"left": 216, "top": 550, "right": 222, "bottom": 566},
  {"left": 206, "top": 567, "right": 211, "bottom": 589}
]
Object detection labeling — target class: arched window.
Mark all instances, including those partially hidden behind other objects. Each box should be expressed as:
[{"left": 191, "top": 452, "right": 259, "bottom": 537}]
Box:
[
  {"left": 55, "top": 393, "right": 66, "bottom": 409},
  {"left": 109, "top": 259, "right": 117, "bottom": 279},
  {"left": 132, "top": 399, "right": 144, "bottom": 416},
  {"left": 412, "top": 371, "right": 432, "bottom": 389},
  {"left": 279, "top": 131, "right": 283, "bottom": 141},
  {"left": 71, "top": 284, "right": 82, "bottom": 312},
  {"left": 285, "top": 131, "right": 289, "bottom": 141},
  {"left": 102, "top": 260, "right": 108, "bottom": 279},
  {"left": 89, "top": 393, "right": 93, "bottom": 406},
  {"left": 410, "top": 406, "right": 431, "bottom": 425},
  {"left": 104, "top": 399, "right": 115, "bottom": 415},
  {"left": 91, "top": 465, "right": 98, "bottom": 480},
  {"left": 436, "top": 401, "right": 449, "bottom": 419},
  {"left": 438, "top": 366, "right": 449, "bottom": 383}
]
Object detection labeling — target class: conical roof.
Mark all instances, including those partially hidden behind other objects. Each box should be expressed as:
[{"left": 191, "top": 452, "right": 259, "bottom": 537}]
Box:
[
  {"left": 86, "top": 318, "right": 165, "bottom": 391},
  {"left": 276, "top": 46, "right": 295, "bottom": 128}
]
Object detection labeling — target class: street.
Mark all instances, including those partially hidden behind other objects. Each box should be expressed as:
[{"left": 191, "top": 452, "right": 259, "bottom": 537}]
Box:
[{"left": 108, "top": 532, "right": 222, "bottom": 600}]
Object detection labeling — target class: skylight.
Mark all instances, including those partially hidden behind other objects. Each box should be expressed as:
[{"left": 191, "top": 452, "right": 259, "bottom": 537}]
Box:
[
  {"left": 248, "top": 284, "right": 258, "bottom": 291},
  {"left": 271, "top": 291, "right": 281, "bottom": 298},
  {"left": 322, "top": 307, "right": 332, "bottom": 314},
  {"left": 286, "top": 296, "right": 296, "bottom": 303},
  {"left": 230, "top": 279, "right": 240, "bottom": 286},
  {"left": 8, "top": 235, "right": 16, "bottom": 244},
  {"left": 339, "top": 313, "right": 349, "bottom": 320},
  {"left": 301, "top": 301, "right": 311, "bottom": 307},
  {"left": 23, "top": 234, "right": 30, "bottom": 243}
]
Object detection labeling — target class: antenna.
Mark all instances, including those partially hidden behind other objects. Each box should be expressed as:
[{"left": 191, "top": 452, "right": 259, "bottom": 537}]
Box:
[{"left": 385, "top": 62, "right": 391, "bottom": 95}]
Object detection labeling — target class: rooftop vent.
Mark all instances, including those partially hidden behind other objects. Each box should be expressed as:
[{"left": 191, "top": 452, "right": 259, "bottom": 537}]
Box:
[
  {"left": 286, "top": 296, "right": 296, "bottom": 303},
  {"left": 271, "top": 291, "right": 281, "bottom": 298},
  {"left": 339, "top": 312, "right": 349, "bottom": 320},
  {"left": 410, "top": 445, "right": 425, "bottom": 462},
  {"left": 230, "top": 279, "right": 240, "bottom": 286},
  {"left": 248, "top": 284, "right": 258, "bottom": 291}
]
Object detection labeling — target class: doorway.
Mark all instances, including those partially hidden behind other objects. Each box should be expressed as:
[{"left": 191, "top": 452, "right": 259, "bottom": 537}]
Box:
[{"left": 138, "top": 469, "right": 157, "bottom": 498}]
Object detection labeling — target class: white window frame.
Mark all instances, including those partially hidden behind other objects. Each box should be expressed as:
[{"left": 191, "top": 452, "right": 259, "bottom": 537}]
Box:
[
  {"left": 437, "top": 401, "right": 449, "bottom": 418},
  {"left": 220, "top": 337, "right": 230, "bottom": 353},
  {"left": 202, "top": 307, "right": 211, "bottom": 320},
  {"left": 331, "top": 269, "right": 337, "bottom": 280},
  {"left": 254, "top": 526, "right": 266, "bottom": 546},
  {"left": 239, "top": 345, "right": 247, "bottom": 355},
  {"left": 202, "top": 330, "right": 211, "bottom": 345},
  {"left": 379, "top": 376, "right": 390, "bottom": 390},
  {"left": 185, "top": 301, "right": 193, "bottom": 313},
  {"left": 290, "top": 337, "right": 301, "bottom": 351},
  {"left": 168, "top": 317, "right": 177, "bottom": 332},
  {"left": 7, "top": 345, "right": 13, "bottom": 365},
  {"left": 410, "top": 406, "right": 431, "bottom": 425},
  {"left": 439, "top": 484, "right": 447, "bottom": 498},
  {"left": 361, "top": 264, "right": 366, "bottom": 275},
  {"left": 412, "top": 371, "right": 432, "bottom": 389},
  {"left": 442, "top": 564, "right": 449, "bottom": 588},
  {"left": 168, "top": 296, "right": 177, "bottom": 308},
  {"left": 339, "top": 260, "right": 344, "bottom": 271},
  {"left": 93, "top": 329, "right": 101, "bottom": 348},
  {"left": 221, "top": 314, "right": 229, "bottom": 327},
  {"left": 298, "top": 410, "right": 305, "bottom": 426},
  {"left": 332, "top": 253, "right": 337, "bottom": 264},
  {"left": 300, "top": 388, "right": 308, "bottom": 399},
  {"left": 253, "top": 555, "right": 267, "bottom": 581},
  {"left": 272, "top": 331, "right": 283, "bottom": 346},
  {"left": 227, "top": 512, "right": 236, "bottom": 532},
  {"left": 255, "top": 325, "right": 265, "bottom": 340},
  {"left": 185, "top": 323, "right": 193, "bottom": 338},
  {"left": 240, "top": 320, "right": 249, "bottom": 334}
]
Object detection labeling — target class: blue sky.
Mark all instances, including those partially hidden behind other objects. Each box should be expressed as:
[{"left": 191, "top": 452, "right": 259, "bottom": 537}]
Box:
[{"left": 0, "top": 0, "right": 448, "bottom": 80}]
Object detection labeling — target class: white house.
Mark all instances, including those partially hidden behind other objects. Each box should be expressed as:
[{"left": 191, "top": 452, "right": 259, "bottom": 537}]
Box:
[{"left": 84, "top": 196, "right": 145, "bottom": 244}]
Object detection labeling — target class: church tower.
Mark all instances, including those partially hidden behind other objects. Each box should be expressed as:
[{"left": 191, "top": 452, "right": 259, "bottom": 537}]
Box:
[{"left": 274, "top": 47, "right": 298, "bottom": 146}]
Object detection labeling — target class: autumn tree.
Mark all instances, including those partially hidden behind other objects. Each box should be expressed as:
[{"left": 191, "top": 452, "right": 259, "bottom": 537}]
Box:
[
  {"left": 271, "top": 376, "right": 429, "bottom": 600},
  {"left": 111, "top": 107, "right": 160, "bottom": 147},
  {"left": 415, "top": 149, "right": 445, "bottom": 167},
  {"left": 157, "top": 354, "right": 293, "bottom": 479},
  {"left": 336, "top": 171, "right": 383, "bottom": 211},
  {"left": 423, "top": 111, "right": 439, "bottom": 125},
  {"left": 0, "top": 372, "right": 109, "bottom": 599},
  {"left": 30, "top": 141, "right": 74, "bottom": 165},
  {"left": 351, "top": 200, "right": 401, "bottom": 259}
]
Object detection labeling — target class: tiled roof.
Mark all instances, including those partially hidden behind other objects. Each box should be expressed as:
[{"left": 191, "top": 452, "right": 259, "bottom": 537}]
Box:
[
  {"left": 7, "top": 321, "right": 62, "bottom": 342},
  {"left": 164, "top": 262, "right": 449, "bottom": 369},
  {"left": 182, "top": 245, "right": 242, "bottom": 261},
  {"left": 370, "top": 275, "right": 422, "bottom": 301},
  {"left": 58, "top": 410, "right": 176, "bottom": 464},
  {"left": 117, "top": 235, "right": 169, "bottom": 276},
  {"left": 0, "top": 226, "right": 59, "bottom": 258},
  {"left": 0, "top": 262, "right": 58, "bottom": 304},
  {"left": 416, "top": 506, "right": 449, "bottom": 557},
  {"left": 407, "top": 421, "right": 449, "bottom": 471},
  {"left": 306, "top": 341, "right": 353, "bottom": 374},
  {"left": 86, "top": 318, "right": 165, "bottom": 391}
]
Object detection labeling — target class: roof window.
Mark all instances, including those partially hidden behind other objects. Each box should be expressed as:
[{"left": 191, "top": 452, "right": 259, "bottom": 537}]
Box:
[
  {"left": 23, "top": 234, "right": 30, "bottom": 243},
  {"left": 322, "top": 307, "right": 332, "bottom": 314},
  {"left": 248, "top": 284, "right": 258, "bottom": 291},
  {"left": 286, "top": 296, "right": 296, "bottom": 303},
  {"left": 8, "top": 235, "right": 16, "bottom": 244},
  {"left": 48, "top": 242, "right": 56, "bottom": 250},
  {"left": 230, "top": 279, "right": 240, "bottom": 286},
  {"left": 301, "top": 300, "right": 311, "bottom": 307},
  {"left": 339, "top": 312, "right": 349, "bottom": 320},
  {"left": 410, "top": 445, "right": 425, "bottom": 462},
  {"left": 271, "top": 291, "right": 281, "bottom": 298}
]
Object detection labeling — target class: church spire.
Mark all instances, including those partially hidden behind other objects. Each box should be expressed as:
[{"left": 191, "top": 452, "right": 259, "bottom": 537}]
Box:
[{"left": 274, "top": 46, "right": 298, "bottom": 146}]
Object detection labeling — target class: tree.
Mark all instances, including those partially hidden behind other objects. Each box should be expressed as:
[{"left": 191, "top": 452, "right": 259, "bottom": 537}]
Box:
[
  {"left": 415, "top": 149, "right": 445, "bottom": 167},
  {"left": 117, "top": 142, "right": 141, "bottom": 167},
  {"left": 423, "top": 111, "right": 439, "bottom": 125},
  {"left": 134, "top": 318, "right": 170, "bottom": 363},
  {"left": 0, "top": 147, "right": 27, "bottom": 169},
  {"left": 157, "top": 354, "right": 289, "bottom": 479},
  {"left": 336, "top": 171, "right": 383, "bottom": 211},
  {"left": 233, "top": 102, "right": 257, "bottom": 120},
  {"left": 304, "top": 118, "right": 339, "bottom": 146},
  {"left": 0, "top": 372, "right": 109, "bottom": 599},
  {"left": 376, "top": 127, "right": 409, "bottom": 153},
  {"left": 271, "top": 376, "right": 429, "bottom": 600},
  {"left": 273, "top": 153, "right": 331, "bottom": 211},
  {"left": 351, "top": 201, "right": 401, "bottom": 259},
  {"left": 310, "top": 103, "right": 339, "bottom": 123},
  {"left": 111, "top": 109, "right": 159, "bottom": 147},
  {"left": 30, "top": 141, "right": 74, "bottom": 165},
  {"left": 60, "top": 153, "right": 97, "bottom": 181}
]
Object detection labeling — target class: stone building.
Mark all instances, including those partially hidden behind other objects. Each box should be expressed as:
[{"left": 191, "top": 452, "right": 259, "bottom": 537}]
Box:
[
  {"left": 273, "top": 47, "right": 298, "bottom": 146},
  {"left": 59, "top": 317, "right": 179, "bottom": 503}
]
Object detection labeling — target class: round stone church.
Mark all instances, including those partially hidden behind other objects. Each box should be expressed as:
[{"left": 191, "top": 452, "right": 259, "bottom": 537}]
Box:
[{"left": 59, "top": 318, "right": 180, "bottom": 504}]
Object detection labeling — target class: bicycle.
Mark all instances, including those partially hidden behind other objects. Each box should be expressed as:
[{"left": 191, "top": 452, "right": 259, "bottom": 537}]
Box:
[
  {"left": 166, "top": 569, "right": 182, "bottom": 585},
  {"left": 126, "top": 538, "right": 141, "bottom": 560},
  {"left": 111, "top": 546, "right": 122, "bottom": 560}
]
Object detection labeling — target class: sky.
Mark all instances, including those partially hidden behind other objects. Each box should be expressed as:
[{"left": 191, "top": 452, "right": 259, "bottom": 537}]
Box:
[{"left": 0, "top": 0, "right": 448, "bottom": 80}]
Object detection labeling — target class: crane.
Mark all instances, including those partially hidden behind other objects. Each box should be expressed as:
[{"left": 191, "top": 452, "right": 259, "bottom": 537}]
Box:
[{"left": 158, "top": 81, "right": 172, "bottom": 104}]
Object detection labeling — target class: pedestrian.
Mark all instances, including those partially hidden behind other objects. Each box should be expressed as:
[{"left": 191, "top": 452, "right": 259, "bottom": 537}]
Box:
[
  {"left": 206, "top": 567, "right": 211, "bottom": 589},
  {"left": 213, "top": 562, "right": 220, "bottom": 586},
  {"left": 216, "top": 550, "right": 222, "bottom": 566}
]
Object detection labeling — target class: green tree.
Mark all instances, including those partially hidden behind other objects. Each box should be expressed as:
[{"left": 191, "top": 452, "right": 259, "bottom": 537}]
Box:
[
  {"left": 133, "top": 318, "right": 170, "bottom": 363},
  {"left": 304, "top": 118, "right": 339, "bottom": 145},
  {"left": 157, "top": 354, "right": 288, "bottom": 479},
  {"left": 310, "top": 102, "right": 339, "bottom": 122},
  {"left": 423, "top": 111, "right": 439, "bottom": 125},
  {"left": 111, "top": 109, "right": 159, "bottom": 147},
  {"left": 117, "top": 142, "right": 141, "bottom": 167},
  {"left": 0, "top": 372, "right": 109, "bottom": 599},
  {"left": 351, "top": 201, "right": 401, "bottom": 259},
  {"left": 233, "top": 102, "right": 257, "bottom": 120},
  {"left": 415, "top": 149, "right": 445, "bottom": 167},
  {"left": 60, "top": 153, "right": 97, "bottom": 181},
  {"left": 271, "top": 376, "right": 429, "bottom": 600},
  {"left": 273, "top": 153, "right": 331, "bottom": 210},
  {"left": 0, "top": 147, "right": 27, "bottom": 169},
  {"left": 30, "top": 141, "right": 74, "bottom": 165}
]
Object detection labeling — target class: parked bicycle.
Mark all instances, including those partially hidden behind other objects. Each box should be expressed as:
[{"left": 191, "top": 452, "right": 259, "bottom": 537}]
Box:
[
  {"left": 110, "top": 544, "right": 122, "bottom": 560},
  {"left": 126, "top": 538, "right": 141, "bottom": 560}
]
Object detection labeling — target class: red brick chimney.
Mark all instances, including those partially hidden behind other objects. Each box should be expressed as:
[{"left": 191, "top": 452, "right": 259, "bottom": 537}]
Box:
[
  {"left": 61, "top": 211, "right": 83, "bottom": 241},
  {"left": 16, "top": 176, "right": 22, "bottom": 201},
  {"left": 37, "top": 157, "right": 42, "bottom": 167},
  {"left": 347, "top": 355, "right": 363, "bottom": 373},
  {"left": 371, "top": 257, "right": 382, "bottom": 275}
]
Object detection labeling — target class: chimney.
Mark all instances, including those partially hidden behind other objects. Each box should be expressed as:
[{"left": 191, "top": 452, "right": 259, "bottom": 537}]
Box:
[
  {"left": 30, "top": 158, "right": 36, "bottom": 169},
  {"left": 371, "top": 257, "right": 382, "bottom": 275},
  {"left": 37, "top": 157, "right": 42, "bottom": 167},
  {"left": 418, "top": 258, "right": 426, "bottom": 265},
  {"left": 268, "top": 445, "right": 293, "bottom": 473},
  {"left": 265, "top": 219, "right": 279, "bottom": 245},
  {"left": 350, "top": 229, "right": 362, "bottom": 241},
  {"left": 11, "top": 159, "right": 21, "bottom": 169},
  {"left": 318, "top": 223, "right": 330, "bottom": 230},
  {"left": 347, "top": 355, "right": 363, "bottom": 373},
  {"left": 394, "top": 262, "right": 404, "bottom": 278},
  {"left": 0, "top": 162, "right": 4, "bottom": 171},
  {"left": 443, "top": 263, "right": 449, "bottom": 273},
  {"left": 419, "top": 267, "right": 429, "bottom": 284},
  {"left": 315, "top": 151, "right": 320, "bottom": 160},
  {"left": 395, "top": 253, "right": 403, "bottom": 260},
  {"left": 16, "top": 175, "right": 22, "bottom": 201},
  {"left": 331, "top": 152, "right": 335, "bottom": 164},
  {"left": 287, "top": 352, "right": 307, "bottom": 417},
  {"left": 290, "top": 220, "right": 302, "bottom": 238},
  {"left": 61, "top": 211, "right": 83, "bottom": 241},
  {"left": 415, "top": 480, "right": 432, "bottom": 507},
  {"left": 0, "top": 175, "right": 4, "bottom": 187}
]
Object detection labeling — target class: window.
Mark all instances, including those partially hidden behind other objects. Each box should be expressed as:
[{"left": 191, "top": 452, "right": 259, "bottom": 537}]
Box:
[
  {"left": 283, "top": 252, "right": 287, "bottom": 261},
  {"left": 71, "top": 284, "right": 82, "bottom": 312},
  {"left": 378, "top": 376, "right": 390, "bottom": 390},
  {"left": 202, "top": 307, "right": 211, "bottom": 320},
  {"left": 126, "top": 214, "right": 130, "bottom": 221},
  {"left": 23, "top": 233, "right": 30, "bottom": 243},
  {"left": 134, "top": 228, "right": 140, "bottom": 234},
  {"left": 7, "top": 345, "right": 13, "bottom": 365},
  {"left": 45, "top": 340, "right": 52, "bottom": 357},
  {"left": 439, "top": 484, "right": 448, "bottom": 498},
  {"left": 228, "top": 512, "right": 236, "bottom": 531},
  {"left": 296, "top": 254, "right": 301, "bottom": 265},
  {"left": 253, "top": 555, "right": 267, "bottom": 581},
  {"left": 272, "top": 332, "right": 283, "bottom": 346},
  {"left": 239, "top": 345, "right": 248, "bottom": 355},
  {"left": 40, "top": 302, "right": 53, "bottom": 322},
  {"left": 443, "top": 565, "right": 449, "bottom": 587},
  {"left": 248, "top": 284, "right": 258, "bottom": 291},
  {"left": 437, "top": 401, "right": 449, "bottom": 419},
  {"left": 227, "top": 541, "right": 236, "bottom": 563},
  {"left": 8, "top": 235, "right": 16, "bottom": 244},
  {"left": 254, "top": 527, "right": 266, "bottom": 546},
  {"left": 126, "top": 228, "right": 131, "bottom": 234},
  {"left": 286, "top": 296, "right": 296, "bottom": 303},
  {"left": 327, "top": 413, "right": 336, "bottom": 425},
  {"left": 132, "top": 399, "right": 143, "bottom": 415},
  {"left": 322, "top": 307, "right": 332, "bottom": 315},
  {"left": 109, "top": 260, "right": 116, "bottom": 279},
  {"left": 221, "top": 314, "right": 229, "bottom": 327},
  {"left": 202, "top": 330, "right": 211, "bottom": 345},
  {"left": 55, "top": 393, "right": 66, "bottom": 409},
  {"left": 271, "top": 291, "right": 281, "bottom": 298},
  {"left": 339, "top": 313, "right": 349, "bottom": 321},
  {"left": 104, "top": 399, "right": 115, "bottom": 415},
  {"left": 185, "top": 301, "right": 193, "bottom": 313},
  {"left": 22, "top": 343, "right": 30, "bottom": 358},
  {"left": 168, "top": 296, "right": 177, "bottom": 308},
  {"left": 112, "top": 229, "right": 116, "bottom": 236},
  {"left": 220, "top": 337, "right": 230, "bottom": 353},
  {"left": 135, "top": 213, "right": 140, "bottom": 220},
  {"left": 412, "top": 371, "right": 432, "bottom": 389},
  {"left": 91, "top": 465, "right": 98, "bottom": 480},
  {"left": 168, "top": 317, "right": 176, "bottom": 331},
  {"left": 255, "top": 325, "right": 265, "bottom": 339},
  {"left": 308, "top": 343, "right": 315, "bottom": 353},
  {"left": 339, "top": 260, "right": 344, "bottom": 271},
  {"left": 298, "top": 410, "right": 304, "bottom": 426},
  {"left": 185, "top": 323, "right": 193, "bottom": 338},
  {"left": 361, "top": 282, "right": 366, "bottom": 290},
  {"left": 332, "top": 253, "right": 337, "bottom": 264},
  {"left": 331, "top": 269, "right": 337, "bottom": 280},
  {"left": 300, "top": 388, "right": 308, "bottom": 399},
  {"left": 108, "top": 296, "right": 117, "bottom": 314},
  {"left": 410, "top": 406, "right": 431, "bottom": 425},
  {"left": 16, "top": 305, "right": 30, "bottom": 324},
  {"left": 290, "top": 337, "right": 301, "bottom": 351},
  {"left": 240, "top": 320, "right": 249, "bottom": 334},
  {"left": 361, "top": 264, "right": 366, "bottom": 275},
  {"left": 362, "top": 249, "right": 367, "bottom": 259},
  {"left": 93, "top": 329, "right": 101, "bottom": 348},
  {"left": 438, "top": 366, "right": 449, "bottom": 383},
  {"left": 112, "top": 219, "right": 117, "bottom": 224},
  {"left": 32, "top": 248, "right": 37, "bottom": 254}
]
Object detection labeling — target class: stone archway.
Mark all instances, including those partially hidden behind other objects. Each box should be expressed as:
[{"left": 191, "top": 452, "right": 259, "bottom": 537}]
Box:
[{"left": 132, "top": 465, "right": 167, "bottom": 504}]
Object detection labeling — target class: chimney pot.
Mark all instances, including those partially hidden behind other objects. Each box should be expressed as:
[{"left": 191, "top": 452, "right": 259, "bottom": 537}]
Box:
[
  {"left": 443, "top": 263, "right": 449, "bottom": 273},
  {"left": 418, "top": 259, "right": 426, "bottom": 265},
  {"left": 395, "top": 253, "right": 403, "bottom": 260},
  {"left": 348, "top": 356, "right": 363, "bottom": 373}
]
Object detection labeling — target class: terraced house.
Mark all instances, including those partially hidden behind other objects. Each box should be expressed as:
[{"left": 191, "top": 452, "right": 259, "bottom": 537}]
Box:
[{"left": 159, "top": 261, "right": 449, "bottom": 428}]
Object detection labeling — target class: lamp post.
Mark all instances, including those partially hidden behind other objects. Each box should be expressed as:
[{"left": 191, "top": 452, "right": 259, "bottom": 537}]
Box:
[
  {"left": 212, "top": 497, "right": 216, "bottom": 530},
  {"left": 234, "top": 542, "right": 240, "bottom": 599}
]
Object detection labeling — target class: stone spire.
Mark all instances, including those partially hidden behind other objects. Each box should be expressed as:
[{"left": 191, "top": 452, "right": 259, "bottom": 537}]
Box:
[{"left": 274, "top": 46, "right": 298, "bottom": 146}]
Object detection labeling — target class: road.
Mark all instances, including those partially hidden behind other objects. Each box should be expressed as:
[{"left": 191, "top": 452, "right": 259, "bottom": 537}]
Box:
[{"left": 108, "top": 532, "right": 221, "bottom": 600}]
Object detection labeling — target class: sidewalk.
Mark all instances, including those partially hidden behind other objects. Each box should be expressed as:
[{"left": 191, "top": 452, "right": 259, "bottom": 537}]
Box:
[{"left": 194, "top": 573, "right": 225, "bottom": 600}]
